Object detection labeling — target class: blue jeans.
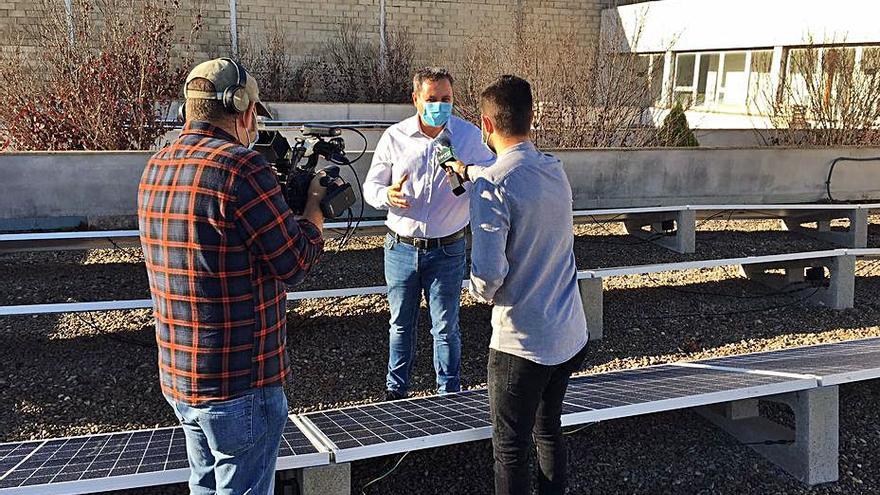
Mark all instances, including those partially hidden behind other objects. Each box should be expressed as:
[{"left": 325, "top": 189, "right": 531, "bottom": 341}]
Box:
[
  {"left": 384, "top": 233, "right": 467, "bottom": 394},
  {"left": 165, "top": 386, "right": 288, "bottom": 495}
]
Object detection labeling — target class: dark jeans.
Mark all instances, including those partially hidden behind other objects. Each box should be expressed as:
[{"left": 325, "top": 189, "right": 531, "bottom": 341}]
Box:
[{"left": 488, "top": 345, "right": 589, "bottom": 495}]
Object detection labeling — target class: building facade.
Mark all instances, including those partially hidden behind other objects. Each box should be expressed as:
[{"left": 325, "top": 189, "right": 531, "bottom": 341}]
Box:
[{"left": 604, "top": 0, "right": 880, "bottom": 129}]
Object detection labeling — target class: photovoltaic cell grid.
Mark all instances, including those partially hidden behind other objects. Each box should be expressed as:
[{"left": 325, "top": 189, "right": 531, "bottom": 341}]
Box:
[
  {"left": 301, "top": 365, "right": 814, "bottom": 462},
  {"left": 561, "top": 365, "right": 811, "bottom": 417},
  {"left": 687, "top": 337, "right": 880, "bottom": 385},
  {"left": 0, "top": 421, "right": 325, "bottom": 493},
  {"left": 0, "top": 427, "right": 189, "bottom": 491},
  {"left": 3, "top": 338, "right": 878, "bottom": 492},
  {"left": 301, "top": 389, "right": 491, "bottom": 462}
]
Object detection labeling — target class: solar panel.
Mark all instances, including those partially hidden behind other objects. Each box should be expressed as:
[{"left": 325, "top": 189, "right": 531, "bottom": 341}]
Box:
[
  {"left": 0, "top": 420, "right": 329, "bottom": 495},
  {"left": 678, "top": 337, "right": 880, "bottom": 386},
  {"left": 299, "top": 390, "right": 492, "bottom": 463},
  {"left": 300, "top": 365, "right": 816, "bottom": 463},
  {"left": 560, "top": 365, "right": 815, "bottom": 426}
]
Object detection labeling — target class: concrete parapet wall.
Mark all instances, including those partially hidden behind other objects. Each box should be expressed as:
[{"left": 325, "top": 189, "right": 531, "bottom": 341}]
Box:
[{"left": 2, "top": 146, "right": 880, "bottom": 230}]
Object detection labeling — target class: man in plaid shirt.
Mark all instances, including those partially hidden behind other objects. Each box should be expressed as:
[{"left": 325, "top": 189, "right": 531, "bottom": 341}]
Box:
[{"left": 138, "top": 58, "right": 327, "bottom": 494}]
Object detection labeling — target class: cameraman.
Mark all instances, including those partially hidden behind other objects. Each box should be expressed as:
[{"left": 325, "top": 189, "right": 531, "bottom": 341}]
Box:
[
  {"left": 364, "top": 67, "right": 495, "bottom": 400},
  {"left": 455, "top": 75, "right": 588, "bottom": 495},
  {"left": 137, "top": 58, "right": 326, "bottom": 494}
]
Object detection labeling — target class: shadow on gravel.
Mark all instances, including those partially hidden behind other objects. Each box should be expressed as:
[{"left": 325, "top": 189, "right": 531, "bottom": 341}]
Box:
[{"left": 2, "top": 273, "right": 879, "bottom": 444}]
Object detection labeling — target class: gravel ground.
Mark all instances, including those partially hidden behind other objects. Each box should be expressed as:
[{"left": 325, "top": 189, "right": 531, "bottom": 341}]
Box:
[{"left": 2, "top": 218, "right": 880, "bottom": 494}]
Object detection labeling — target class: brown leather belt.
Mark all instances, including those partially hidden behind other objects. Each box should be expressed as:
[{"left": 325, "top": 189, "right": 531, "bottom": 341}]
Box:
[{"left": 390, "top": 228, "right": 466, "bottom": 250}]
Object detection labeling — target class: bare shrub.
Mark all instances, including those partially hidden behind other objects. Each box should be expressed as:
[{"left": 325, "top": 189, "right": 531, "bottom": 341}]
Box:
[
  {"left": 452, "top": 20, "right": 662, "bottom": 148},
  {"left": 763, "top": 38, "right": 880, "bottom": 146},
  {"left": 238, "top": 24, "right": 319, "bottom": 102},
  {"left": 320, "top": 20, "right": 414, "bottom": 103},
  {"left": 0, "top": 0, "right": 201, "bottom": 151}
]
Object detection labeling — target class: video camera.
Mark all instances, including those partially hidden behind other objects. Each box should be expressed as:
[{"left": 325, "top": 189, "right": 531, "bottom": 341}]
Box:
[{"left": 253, "top": 125, "right": 357, "bottom": 219}]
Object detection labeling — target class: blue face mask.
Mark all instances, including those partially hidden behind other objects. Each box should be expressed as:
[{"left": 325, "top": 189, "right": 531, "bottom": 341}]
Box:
[{"left": 421, "top": 102, "right": 453, "bottom": 127}]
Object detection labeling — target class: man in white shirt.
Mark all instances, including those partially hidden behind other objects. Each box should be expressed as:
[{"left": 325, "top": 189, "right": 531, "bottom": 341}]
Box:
[{"left": 363, "top": 67, "right": 495, "bottom": 400}]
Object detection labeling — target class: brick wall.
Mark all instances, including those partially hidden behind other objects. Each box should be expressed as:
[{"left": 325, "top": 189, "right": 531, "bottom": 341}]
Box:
[{"left": 1, "top": 0, "right": 658, "bottom": 96}]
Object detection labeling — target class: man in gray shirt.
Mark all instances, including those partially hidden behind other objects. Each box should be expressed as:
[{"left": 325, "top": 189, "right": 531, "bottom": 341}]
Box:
[{"left": 451, "top": 75, "right": 588, "bottom": 495}]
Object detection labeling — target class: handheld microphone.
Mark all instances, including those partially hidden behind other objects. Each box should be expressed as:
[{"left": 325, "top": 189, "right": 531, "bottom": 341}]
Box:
[{"left": 435, "top": 135, "right": 466, "bottom": 196}]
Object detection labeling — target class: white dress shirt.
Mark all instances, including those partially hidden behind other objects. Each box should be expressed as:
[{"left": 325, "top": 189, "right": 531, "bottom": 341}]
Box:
[{"left": 363, "top": 114, "right": 496, "bottom": 238}]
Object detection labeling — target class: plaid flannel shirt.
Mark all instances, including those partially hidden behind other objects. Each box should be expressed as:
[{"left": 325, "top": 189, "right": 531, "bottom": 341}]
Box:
[{"left": 137, "top": 121, "right": 323, "bottom": 405}]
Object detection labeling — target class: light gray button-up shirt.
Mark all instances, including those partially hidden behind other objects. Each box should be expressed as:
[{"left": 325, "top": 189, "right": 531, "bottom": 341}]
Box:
[
  {"left": 469, "top": 141, "right": 588, "bottom": 365},
  {"left": 363, "top": 114, "right": 495, "bottom": 238}
]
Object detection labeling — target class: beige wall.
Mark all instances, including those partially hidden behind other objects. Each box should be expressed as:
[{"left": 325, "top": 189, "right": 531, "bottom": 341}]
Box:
[
  {"left": 1, "top": 1, "right": 622, "bottom": 60},
  {"left": 0, "top": 0, "right": 655, "bottom": 94}
]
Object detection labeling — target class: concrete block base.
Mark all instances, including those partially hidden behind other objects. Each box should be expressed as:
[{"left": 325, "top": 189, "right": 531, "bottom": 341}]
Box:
[
  {"left": 624, "top": 209, "right": 696, "bottom": 254},
  {"left": 275, "top": 463, "right": 351, "bottom": 495},
  {"left": 699, "top": 386, "right": 839, "bottom": 485},
  {"left": 740, "top": 255, "right": 855, "bottom": 309},
  {"left": 781, "top": 208, "right": 867, "bottom": 248},
  {"left": 578, "top": 277, "right": 604, "bottom": 341}
]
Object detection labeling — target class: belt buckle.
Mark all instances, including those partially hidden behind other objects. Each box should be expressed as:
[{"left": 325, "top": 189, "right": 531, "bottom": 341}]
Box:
[{"left": 413, "top": 237, "right": 429, "bottom": 250}]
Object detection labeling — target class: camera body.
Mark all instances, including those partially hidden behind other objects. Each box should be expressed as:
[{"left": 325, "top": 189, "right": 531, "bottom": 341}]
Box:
[{"left": 253, "top": 126, "right": 357, "bottom": 219}]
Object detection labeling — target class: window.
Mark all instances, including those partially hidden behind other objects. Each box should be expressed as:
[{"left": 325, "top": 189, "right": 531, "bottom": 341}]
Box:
[
  {"left": 748, "top": 51, "right": 774, "bottom": 112},
  {"left": 787, "top": 48, "right": 820, "bottom": 106},
  {"left": 638, "top": 53, "right": 667, "bottom": 105},
  {"left": 861, "top": 47, "right": 880, "bottom": 75},
  {"left": 673, "top": 53, "right": 696, "bottom": 107},
  {"left": 649, "top": 54, "right": 665, "bottom": 104},
  {"left": 674, "top": 50, "right": 770, "bottom": 112}
]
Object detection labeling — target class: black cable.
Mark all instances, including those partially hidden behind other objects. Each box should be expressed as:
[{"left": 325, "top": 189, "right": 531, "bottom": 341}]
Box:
[
  {"left": 643, "top": 270, "right": 815, "bottom": 300},
  {"left": 826, "top": 156, "right": 880, "bottom": 203},
  {"left": 72, "top": 311, "right": 153, "bottom": 349},
  {"left": 743, "top": 439, "right": 795, "bottom": 446},
  {"left": 625, "top": 287, "right": 822, "bottom": 321},
  {"left": 328, "top": 126, "right": 367, "bottom": 251},
  {"left": 576, "top": 214, "right": 669, "bottom": 246}
]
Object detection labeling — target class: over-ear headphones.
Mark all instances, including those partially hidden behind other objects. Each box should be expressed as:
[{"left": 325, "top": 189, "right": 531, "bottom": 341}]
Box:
[
  {"left": 178, "top": 58, "right": 251, "bottom": 122},
  {"left": 219, "top": 57, "right": 250, "bottom": 114}
]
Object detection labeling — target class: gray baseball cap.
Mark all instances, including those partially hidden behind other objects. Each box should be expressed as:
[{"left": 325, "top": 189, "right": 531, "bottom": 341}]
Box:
[{"left": 184, "top": 58, "right": 272, "bottom": 118}]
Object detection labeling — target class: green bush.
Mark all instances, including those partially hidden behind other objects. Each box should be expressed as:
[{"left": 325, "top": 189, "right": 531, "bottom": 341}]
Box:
[{"left": 657, "top": 103, "right": 699, "bottom": 147}]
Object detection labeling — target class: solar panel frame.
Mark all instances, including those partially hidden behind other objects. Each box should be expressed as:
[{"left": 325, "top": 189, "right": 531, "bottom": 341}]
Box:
[
  {"left": 0, "top": 419, "right": 330, "bottom": 495},
  {"left": 676, "top": 336, "right": 880, "bottom": 386},
  {"left": 299, "top": 389, "right": 493, "bottom": 463},
  {"left": 559, "top": 364, "right": 817, "bottom": 427},
  {"left": 300, "top": 365, "right": 817, "bottom": 463}
]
